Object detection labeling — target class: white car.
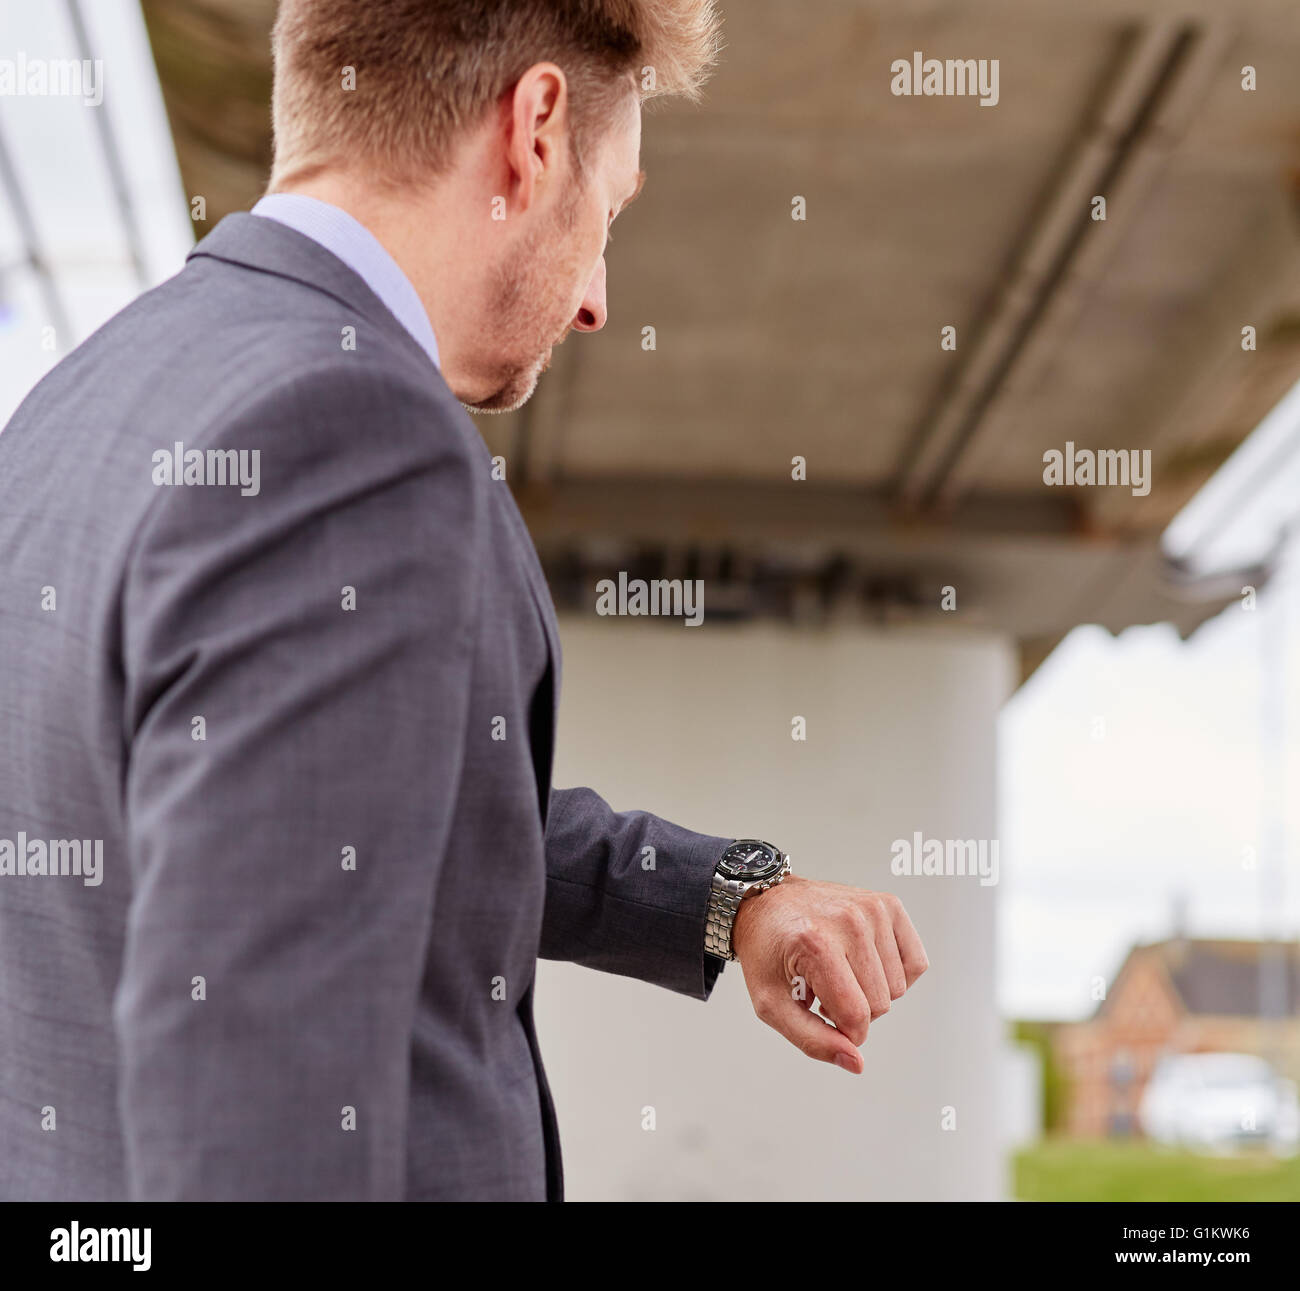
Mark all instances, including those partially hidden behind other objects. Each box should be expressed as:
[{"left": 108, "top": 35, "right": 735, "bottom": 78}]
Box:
[{"left": 1139, "top": 1053, "right": 1299, "bottom": 1153}]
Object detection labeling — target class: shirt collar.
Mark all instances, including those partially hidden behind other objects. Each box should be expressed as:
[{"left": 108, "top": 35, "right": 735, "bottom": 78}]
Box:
[{"left": 251, "top": 192, "right": 441, "bottom": 371}]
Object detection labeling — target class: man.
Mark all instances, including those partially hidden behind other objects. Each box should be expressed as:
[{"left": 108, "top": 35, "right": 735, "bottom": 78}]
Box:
[{"left": 0, "top": 0, "right": 926, "bottom": 1201}]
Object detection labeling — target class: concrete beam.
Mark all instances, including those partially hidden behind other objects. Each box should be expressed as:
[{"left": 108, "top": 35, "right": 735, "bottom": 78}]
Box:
[{"left": 894, "top": 21, "right": 1196, "bottom": 507}]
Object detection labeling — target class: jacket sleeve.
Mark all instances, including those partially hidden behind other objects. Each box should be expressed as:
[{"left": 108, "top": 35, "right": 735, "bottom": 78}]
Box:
[
  {"left": 116, "top": 368, "right": 481, "bottom": 1200},
  {"left": 540, "top": 785, "right": 732, "bottom": 1000}
]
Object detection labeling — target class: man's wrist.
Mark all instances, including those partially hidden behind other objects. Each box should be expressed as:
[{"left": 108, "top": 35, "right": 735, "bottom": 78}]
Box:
[{"left": 704, "top": 840, "right": 791, "bottom": 962}]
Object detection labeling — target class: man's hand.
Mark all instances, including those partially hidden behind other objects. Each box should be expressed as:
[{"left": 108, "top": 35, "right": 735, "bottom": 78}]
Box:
[{"left": 731, "top": 875, "right": 928, "bottom": 1074}]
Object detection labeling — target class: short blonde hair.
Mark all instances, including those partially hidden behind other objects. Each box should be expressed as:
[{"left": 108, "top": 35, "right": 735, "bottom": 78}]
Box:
[{"left": 270, "top": 0, "right": 722, "bottom": 188}]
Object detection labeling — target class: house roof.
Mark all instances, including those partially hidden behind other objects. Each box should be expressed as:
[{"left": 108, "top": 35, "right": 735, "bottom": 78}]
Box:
[{"left": 1117, "top": 938, "right": 1300, "bottom": 1019}]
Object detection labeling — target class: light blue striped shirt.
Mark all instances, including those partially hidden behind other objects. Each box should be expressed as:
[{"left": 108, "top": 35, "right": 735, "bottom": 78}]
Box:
[{"left": 251, "top": 193, "right": 441, "bottom": 370}]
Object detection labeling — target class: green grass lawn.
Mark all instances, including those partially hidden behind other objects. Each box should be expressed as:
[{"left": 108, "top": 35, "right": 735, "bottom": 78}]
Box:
[{"left": 1014, "top": 1139, "right": 1300, "bottom": 1201}]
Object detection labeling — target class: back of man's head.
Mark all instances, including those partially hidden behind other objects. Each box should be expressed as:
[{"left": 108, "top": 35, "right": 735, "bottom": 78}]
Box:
[{"left": 270, "top": 0, "right": 722, "bottom": 189}]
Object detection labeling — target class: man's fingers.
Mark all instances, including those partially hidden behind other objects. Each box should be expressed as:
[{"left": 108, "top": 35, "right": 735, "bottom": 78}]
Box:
[
  {"left": 887, "top": 896, "right": 929, "bottom": 986},
  {"left": 841, "top": 896, "right": 906, "bottom": 1008},
  {"left": 871, "top": 920, "right": 909, "bottom": 1001},
  {"left": 804, "top": 946, "right": 874, "bottom": 1045},
  {"left": 844, "top": 932, "right": 894, "bottom": 1019},
  {"left": 738, "top": 882, "right": 927, "bottom": 1076},
  {"left": 754, "top": 989, "right": 863, "bottom": 1073}
]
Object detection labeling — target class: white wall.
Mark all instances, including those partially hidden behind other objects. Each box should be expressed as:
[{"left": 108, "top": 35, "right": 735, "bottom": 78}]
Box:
[
  {"left": 535, "top": 618, "right": 1015, "bottom": 1201},
  {"left": 1001, "top": 1043, "right": 1044, "bottom": 1153}
]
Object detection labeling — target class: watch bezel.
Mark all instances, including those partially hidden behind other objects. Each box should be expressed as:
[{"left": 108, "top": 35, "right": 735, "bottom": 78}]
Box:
[{"left": 717, "top": 838, "right": 784, "bottom": 882}]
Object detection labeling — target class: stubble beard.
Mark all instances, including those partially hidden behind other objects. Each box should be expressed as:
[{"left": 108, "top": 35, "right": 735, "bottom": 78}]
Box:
[{"left": 463, "top": 187, "right": 586, "bottom": 415}]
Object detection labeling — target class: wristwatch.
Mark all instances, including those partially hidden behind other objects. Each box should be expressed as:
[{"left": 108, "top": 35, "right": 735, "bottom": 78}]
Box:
[{"left": 705, "top": 839, "right": 792, "bottom": 962}]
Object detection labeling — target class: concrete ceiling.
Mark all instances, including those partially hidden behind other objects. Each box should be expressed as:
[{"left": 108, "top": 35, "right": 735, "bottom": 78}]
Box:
[{"left": 142, "top": 0, "right": 1300, "bottom": 677}]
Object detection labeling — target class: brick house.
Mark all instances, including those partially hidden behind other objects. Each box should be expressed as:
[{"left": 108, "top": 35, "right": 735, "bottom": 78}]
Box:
[{"left": 1053, "top": 939, "right": 1300, "bottom": 1138}]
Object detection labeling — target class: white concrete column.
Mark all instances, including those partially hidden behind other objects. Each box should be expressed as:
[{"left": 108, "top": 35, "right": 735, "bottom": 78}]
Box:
[{"left": 535, "top": 619, "right": 1014, "bottom": 1201}]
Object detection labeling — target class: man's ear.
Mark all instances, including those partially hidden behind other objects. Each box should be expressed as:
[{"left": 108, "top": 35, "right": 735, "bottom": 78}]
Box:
[{"left": 507, "top": 62, "right": 569, "bottom": 214}]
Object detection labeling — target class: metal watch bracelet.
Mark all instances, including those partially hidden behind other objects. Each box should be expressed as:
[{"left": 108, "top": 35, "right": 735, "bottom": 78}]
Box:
[{"left": 704, "top": 852, "right": 791, "bottom": 962}]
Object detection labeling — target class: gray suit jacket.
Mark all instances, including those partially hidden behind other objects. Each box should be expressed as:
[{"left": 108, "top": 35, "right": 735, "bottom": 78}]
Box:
[{"left": 0, "top": 214, "right": 729, "bottom": 1201}]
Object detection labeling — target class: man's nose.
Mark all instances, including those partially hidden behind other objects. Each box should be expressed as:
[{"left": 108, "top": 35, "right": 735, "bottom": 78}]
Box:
[{"left": 572, "top": 257, "right": 607, "bottom": 332}]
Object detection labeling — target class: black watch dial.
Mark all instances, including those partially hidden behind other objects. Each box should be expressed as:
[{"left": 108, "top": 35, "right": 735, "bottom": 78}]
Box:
[{"left": 717, "top": 839, "right": 783, "bottom": 881}]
